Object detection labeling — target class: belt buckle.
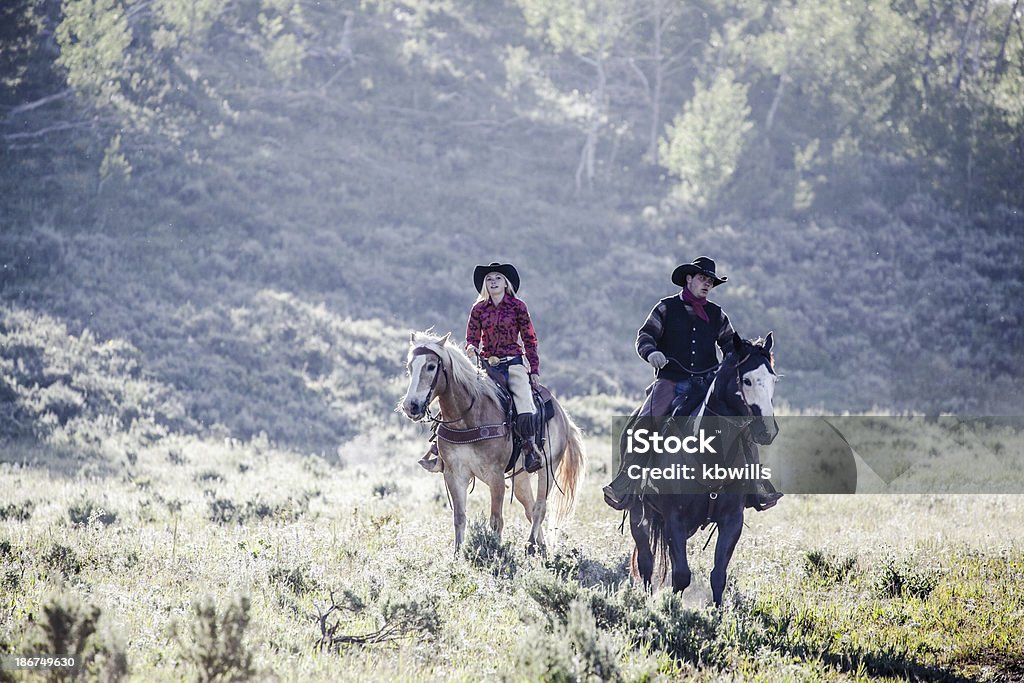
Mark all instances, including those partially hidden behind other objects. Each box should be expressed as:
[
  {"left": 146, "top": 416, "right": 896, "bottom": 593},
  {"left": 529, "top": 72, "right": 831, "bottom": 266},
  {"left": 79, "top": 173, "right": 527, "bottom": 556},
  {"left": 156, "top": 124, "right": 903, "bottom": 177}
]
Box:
[{"left": 487, "top": 356, "right": 500, "bottom": 367}]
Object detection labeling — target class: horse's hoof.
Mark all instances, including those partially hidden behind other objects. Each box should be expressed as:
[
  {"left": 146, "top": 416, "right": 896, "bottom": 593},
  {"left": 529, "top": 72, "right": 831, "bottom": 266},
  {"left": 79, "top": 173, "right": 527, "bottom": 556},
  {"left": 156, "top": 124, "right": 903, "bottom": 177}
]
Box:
[{"left": 525, "top": 542, "right": 546, "bottom": 557}]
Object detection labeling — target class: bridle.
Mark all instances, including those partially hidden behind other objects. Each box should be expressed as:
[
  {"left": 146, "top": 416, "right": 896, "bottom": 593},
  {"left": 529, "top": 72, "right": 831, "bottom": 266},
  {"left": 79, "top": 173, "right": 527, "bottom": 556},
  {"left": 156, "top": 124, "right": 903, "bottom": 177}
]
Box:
[
  {"left": 409, "top": 346, "right": 476, "bottom": 425},
  {"left": 703, "top": 350, "right": 773, "bottom": 430}
]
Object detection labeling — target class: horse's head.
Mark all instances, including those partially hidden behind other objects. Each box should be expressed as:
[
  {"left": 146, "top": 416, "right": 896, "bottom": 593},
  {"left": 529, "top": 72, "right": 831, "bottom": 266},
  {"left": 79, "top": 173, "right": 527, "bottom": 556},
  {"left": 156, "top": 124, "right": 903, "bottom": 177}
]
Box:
[
  {"left": 719, "top": 332, "right": 779, "bottom": 445},
  {"left": 401, "top": 331, "right": 452, "bottom": 420}
]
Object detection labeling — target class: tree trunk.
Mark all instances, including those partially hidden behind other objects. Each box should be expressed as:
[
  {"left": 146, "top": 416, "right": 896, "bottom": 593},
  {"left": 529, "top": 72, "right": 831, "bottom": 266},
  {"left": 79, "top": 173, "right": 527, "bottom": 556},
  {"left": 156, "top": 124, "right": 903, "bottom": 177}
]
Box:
[
  {"left": 648, "top": 0, "right": 664, "bottom": 165},
  {"left": 994, "top": 0, "right": 1019, "bottom": 77},
  {"left": 765, "top": 67, "right": 787, "bottom": 132}
]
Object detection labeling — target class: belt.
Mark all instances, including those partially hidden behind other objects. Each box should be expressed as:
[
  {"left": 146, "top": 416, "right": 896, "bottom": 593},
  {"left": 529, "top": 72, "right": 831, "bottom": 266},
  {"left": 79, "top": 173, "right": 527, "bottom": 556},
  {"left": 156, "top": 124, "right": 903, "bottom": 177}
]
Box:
[{"left": 486, "top": 355, "right": 522, "bottom": 367}]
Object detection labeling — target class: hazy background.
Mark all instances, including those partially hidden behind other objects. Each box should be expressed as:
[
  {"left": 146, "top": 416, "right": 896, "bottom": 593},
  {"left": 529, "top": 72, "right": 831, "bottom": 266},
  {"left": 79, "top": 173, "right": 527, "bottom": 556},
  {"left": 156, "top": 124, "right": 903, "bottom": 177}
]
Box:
[{"left": 3, "top": 0, "right": 1023, "bottom": 456}]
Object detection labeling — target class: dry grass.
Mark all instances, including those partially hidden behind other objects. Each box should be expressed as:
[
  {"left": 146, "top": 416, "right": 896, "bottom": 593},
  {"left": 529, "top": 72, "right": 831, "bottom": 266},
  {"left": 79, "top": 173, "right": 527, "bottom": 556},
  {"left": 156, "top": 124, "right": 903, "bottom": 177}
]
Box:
[{"left": 0, "top": 432, "right": 1021, "bottom": 681}]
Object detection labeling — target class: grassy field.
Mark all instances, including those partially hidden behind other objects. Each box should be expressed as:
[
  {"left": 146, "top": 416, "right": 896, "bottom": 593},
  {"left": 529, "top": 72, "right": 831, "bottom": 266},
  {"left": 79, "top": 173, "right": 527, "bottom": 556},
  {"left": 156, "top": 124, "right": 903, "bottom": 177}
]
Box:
[{"left": 1, "top": 432, "right": 1022, "bottom": 682}]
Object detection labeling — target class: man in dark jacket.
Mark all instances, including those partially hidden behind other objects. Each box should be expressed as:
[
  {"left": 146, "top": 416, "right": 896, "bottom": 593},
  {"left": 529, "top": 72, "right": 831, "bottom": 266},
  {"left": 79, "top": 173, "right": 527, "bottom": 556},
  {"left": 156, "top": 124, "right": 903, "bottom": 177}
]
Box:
[{"left": 602, "top": 256, "right": 783, "bottom": 511}]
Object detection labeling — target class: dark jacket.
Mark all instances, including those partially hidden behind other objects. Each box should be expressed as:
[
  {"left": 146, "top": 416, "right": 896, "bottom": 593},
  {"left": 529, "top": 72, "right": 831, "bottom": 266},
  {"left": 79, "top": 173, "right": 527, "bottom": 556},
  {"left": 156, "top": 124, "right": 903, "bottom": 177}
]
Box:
[{"left": 636, "top": 293, "right": 735, "bottom": 381}]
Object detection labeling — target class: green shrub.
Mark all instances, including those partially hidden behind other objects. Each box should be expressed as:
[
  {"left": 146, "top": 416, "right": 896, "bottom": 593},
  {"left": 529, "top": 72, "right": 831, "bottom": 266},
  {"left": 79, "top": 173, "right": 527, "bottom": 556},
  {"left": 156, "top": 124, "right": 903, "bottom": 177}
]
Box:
[
  {"left": 626, "top": 592, "right": 722, "bottom": 668},
  {"left": 177, "top": 595, "right": 257, "bottom": 682},
  {"left": 525, "top": 571, "right": 626, "bottom": 631},
  {"left": 2, "top": 570, "right": 19, "bottom": 593},
  {"left": 28, "top": 593, "right": 129, "bottom": 682},
  {"left": 43, "top": 543, "right": 83, "bottom": 577},
  {"left": 372, "top": 480, "right": 400, "bottom": 498},
  {"left": 68, "top": 501, "right": 117, "bottom": 527},
  {"left": 194, "top": 470, "right": 225, "bottom": 483},
  {"left": 875, "top": 558, "right": 939, "bottom": 600},
  {"left": 544, "top": 546, "right": 629, "bottom": 589},
  {"left": 0, "top": 502, "right": 33, "bottom": 521},
  {"left": 269, "top": 564, "right": 317, "bottom": 595},
  {"left": 207, "top": 498, "right": 240, "bottom": 525},
  {"left": 511, "top": 598, "right": 624, "bottom": 683},
  {"left": 462, "top": 521, "right": 519, "bottom": 580},
  {"left": 803, "top": 550, "right": 857, "bottom": 585},
  {"left": 0, "top": 307, "right": 192, "bottom": 446}
]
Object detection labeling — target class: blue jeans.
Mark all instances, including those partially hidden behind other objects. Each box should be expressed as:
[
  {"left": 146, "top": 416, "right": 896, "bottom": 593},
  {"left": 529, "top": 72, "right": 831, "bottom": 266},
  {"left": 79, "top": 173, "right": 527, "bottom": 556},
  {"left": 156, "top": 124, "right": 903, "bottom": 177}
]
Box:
[{"left": 640, "top": 374, "right": 713, "bottom": 417}]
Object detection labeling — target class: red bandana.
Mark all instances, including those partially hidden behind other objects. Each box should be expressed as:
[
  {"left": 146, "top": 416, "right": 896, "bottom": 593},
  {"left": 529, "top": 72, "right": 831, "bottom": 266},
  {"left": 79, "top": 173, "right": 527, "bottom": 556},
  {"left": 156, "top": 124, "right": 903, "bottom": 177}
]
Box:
[{"left": 681, "top": 288, "right": 709, "bottom": 322}]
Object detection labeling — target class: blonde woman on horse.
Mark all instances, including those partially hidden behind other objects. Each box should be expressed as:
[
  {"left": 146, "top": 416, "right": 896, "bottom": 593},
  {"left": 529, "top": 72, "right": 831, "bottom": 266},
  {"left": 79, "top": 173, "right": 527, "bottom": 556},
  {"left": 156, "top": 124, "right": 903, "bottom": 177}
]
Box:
[{"left": 419, "top": 262, "right": 543, "bottom": 474}]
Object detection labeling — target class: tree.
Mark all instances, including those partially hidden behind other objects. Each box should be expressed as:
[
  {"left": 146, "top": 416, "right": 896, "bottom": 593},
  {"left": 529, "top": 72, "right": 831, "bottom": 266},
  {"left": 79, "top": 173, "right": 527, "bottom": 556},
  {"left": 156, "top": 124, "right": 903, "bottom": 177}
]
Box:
[
  {"left": 658, "top": 68, "right": 752, "bottom": 210},
  {"left": 514, "top": 0, "right": 639, "bottom": 191}
]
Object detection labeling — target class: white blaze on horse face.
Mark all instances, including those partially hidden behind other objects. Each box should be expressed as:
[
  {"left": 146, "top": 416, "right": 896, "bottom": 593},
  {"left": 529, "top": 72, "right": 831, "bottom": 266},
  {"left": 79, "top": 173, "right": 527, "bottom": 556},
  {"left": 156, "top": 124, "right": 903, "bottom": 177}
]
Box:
[
  {"left": 403, "top": 354, "right": 433, "bottom": 417},
  {"left": 740, "top": 365, "right": 777, "bottom": 417}
]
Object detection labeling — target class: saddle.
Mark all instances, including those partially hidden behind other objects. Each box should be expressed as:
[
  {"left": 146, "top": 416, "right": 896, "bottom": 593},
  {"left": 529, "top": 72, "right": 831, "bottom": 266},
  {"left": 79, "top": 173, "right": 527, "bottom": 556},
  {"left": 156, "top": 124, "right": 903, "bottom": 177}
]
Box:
[
  {"left": 483, "top": 363, "right": 555, "bottom": 472},
  {"left": 435, "top": 363, "right": 555, "bottom": 473}
]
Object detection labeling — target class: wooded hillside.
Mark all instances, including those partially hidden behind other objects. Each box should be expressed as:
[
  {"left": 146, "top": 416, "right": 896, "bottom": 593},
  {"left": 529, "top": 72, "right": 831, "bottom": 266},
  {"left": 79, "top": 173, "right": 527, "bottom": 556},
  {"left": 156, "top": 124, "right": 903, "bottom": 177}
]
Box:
[{"left": 3, "top": 0, "right": 1023, "bottom": 453}]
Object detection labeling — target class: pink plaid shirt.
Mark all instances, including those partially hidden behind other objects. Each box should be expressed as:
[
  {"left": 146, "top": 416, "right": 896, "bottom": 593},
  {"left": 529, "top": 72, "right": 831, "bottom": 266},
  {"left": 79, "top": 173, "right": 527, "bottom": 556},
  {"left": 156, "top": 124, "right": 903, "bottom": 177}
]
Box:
[{"left": 466, "top": 295, "right": 540, "bottom": 375}]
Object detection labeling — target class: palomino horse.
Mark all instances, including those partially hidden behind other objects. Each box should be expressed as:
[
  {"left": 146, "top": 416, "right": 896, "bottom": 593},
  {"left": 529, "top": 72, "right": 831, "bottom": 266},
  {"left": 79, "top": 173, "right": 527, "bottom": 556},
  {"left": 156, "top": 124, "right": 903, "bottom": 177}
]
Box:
[
  {"left": 400, "top": 331, "right": 586, "bottom": 553},
  {"left": 629, "top": 333, "right": 779, "bottom": 606}
]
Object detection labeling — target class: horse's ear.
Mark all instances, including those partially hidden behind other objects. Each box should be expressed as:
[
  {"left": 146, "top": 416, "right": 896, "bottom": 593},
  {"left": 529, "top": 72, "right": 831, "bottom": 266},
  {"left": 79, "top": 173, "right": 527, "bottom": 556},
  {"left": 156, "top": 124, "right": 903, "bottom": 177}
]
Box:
[
  {"left": 440, "top": 332, "right": 451, "bottom": 347},
  {"left": 763, "top": 331, "right": 774, "bottom": 354},
  {"left": 410, "top": 331, "right": 416, "bottom": 343},
  {"left": 732, "top": 332, "right": 744, "bottom": 355}
]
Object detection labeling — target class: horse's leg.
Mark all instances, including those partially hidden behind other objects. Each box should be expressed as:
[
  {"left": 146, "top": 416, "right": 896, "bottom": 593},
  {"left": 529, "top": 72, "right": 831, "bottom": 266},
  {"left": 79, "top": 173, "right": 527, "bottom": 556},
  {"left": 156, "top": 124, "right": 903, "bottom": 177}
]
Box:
[
  {"left": 486, "top": 472, "right": 506, "bottom": 538},
  {"left": 527, "top": 467, "right": 551, "bottom": 553},
  {"left": 665, "top": 507, "right": 692, "bottom": 594},
  {"left": 443, "top": 467, "right": 471, "bottom": 555},
  {"left": 710, "top": 508, "right": 744, "bottom": 607},
  {"left": 512, "top": 473, "right": 535, "bottom": 524},
  {"left": 628, "top": 505, "right": 655, "bottom": 592}
]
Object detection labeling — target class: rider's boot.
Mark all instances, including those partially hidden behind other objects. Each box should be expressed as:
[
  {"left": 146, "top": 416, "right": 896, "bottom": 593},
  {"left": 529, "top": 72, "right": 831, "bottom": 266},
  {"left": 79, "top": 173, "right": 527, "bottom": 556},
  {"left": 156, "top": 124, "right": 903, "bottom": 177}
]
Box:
[
  {"left": 745, "top": 443, "right": 782, "bottom": 510},
  {"left": 516, "top": 413, "right": 543, "bottom": 473},
  {"left": 418, "top": 441, "right": 444, "bottom": 473},
  {"left": 602, "top": 471, "right": 635, "bottom": 511},
  {"left": 751, "top": 480, "right": 783, "bottom": 510},
  {"left": 603, "top": 417, "right": 644, "bottom": 510}
]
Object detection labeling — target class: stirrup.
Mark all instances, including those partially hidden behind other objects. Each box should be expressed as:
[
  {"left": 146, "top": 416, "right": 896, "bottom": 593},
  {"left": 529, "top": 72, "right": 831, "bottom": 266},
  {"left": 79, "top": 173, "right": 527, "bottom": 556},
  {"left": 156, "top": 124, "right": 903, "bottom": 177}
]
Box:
[
  {"left": 602, "top": 484, "right": 632, "bottom": 511},
  {"left": 418, "top": 443, "right": 444, "bottom": 473},
  {"left": 751, "top": 491, "right": 783, "bottom": 511},
  {"left": 521, "top": 444, "right": 542, "bottom": 473}
]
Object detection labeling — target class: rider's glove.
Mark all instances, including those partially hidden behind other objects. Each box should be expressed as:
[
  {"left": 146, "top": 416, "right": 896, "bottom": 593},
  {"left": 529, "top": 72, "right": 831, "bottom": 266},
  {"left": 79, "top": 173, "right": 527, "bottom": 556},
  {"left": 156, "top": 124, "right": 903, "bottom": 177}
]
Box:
[{"left": 647, "top": 351, "right": 668, "bottom": 370}]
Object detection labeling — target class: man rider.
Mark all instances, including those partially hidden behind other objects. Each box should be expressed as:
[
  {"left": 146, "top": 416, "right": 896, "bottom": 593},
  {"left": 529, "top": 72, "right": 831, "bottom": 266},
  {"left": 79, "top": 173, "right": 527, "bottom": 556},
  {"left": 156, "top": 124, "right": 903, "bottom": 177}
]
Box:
[{"left": 602, "top": 256, "right": 783, "bottom": 511}]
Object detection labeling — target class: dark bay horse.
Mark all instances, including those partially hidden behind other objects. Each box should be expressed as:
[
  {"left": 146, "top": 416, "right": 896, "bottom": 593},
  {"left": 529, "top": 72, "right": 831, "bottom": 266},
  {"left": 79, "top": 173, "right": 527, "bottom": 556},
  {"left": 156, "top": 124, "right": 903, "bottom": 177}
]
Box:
[
  {"left": 400, "top": 331, "right": 586, "bottom": 553},
  {"left": 629, "top": 333, "right": 779, "bottom": 606}
]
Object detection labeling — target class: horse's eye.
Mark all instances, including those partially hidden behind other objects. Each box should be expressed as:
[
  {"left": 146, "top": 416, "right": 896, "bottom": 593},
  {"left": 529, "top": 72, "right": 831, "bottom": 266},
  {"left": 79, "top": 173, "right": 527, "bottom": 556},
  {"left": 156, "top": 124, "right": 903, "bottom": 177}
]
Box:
[
  {"left": 743, "top": 378, "right": 752, "bottom": 386},
  {"left": 426, "top": 363, "right": 436, "bottom": 372}
]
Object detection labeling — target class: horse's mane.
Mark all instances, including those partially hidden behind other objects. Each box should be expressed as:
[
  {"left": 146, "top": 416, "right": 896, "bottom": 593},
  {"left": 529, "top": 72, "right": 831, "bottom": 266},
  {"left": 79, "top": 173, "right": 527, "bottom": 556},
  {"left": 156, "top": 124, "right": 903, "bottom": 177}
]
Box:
[
  {"left": 409, "top": 331, "right": 501, "bottom": 407},
  {"left": 729, "top": 337, "right": 775, "bottom": 373}
]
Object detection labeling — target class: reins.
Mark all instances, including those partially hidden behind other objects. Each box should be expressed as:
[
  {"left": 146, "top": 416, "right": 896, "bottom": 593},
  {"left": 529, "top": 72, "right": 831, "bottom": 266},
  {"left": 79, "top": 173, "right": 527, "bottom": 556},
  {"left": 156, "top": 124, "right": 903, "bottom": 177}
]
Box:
[
  {"left": 410, "top": 346, "right": 477, "bottom": 425},
  {"left": 411, "top": 343, "right": 566, "bottom": 498},
  {"left": 664, "top": 357, "right": 720, "bottom": 376}
]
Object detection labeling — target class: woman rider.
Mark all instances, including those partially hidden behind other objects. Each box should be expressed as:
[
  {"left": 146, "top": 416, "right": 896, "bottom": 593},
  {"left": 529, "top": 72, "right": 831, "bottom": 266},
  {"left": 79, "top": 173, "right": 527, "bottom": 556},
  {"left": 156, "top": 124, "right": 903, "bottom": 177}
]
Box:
[{"left": 418, "top": 262, "right": 543, "bottom": 474}]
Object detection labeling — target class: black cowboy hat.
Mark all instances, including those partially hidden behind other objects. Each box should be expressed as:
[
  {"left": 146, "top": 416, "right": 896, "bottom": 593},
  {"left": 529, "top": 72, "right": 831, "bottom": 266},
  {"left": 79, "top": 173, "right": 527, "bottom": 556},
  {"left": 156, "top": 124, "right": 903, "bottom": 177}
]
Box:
[
  {"left": 473, "top": 262, "right": 520, "bottom": 293},
  {"left": 672, "top": 256, "right": 728, "bottom": 287}
]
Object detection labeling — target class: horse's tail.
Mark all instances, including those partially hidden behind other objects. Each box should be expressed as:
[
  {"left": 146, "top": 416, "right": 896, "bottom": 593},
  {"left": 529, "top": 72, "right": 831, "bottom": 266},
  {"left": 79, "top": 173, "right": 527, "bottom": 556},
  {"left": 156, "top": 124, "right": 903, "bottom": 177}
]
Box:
[
  {"left": 629, "top": 505, "right": 670, "bottom": 589},
  {"left": 551, "top": 400, "right": 586, "bottom": 528},
  {"left": 650, "top": 510, "right": 670, "bottom": 586}
]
